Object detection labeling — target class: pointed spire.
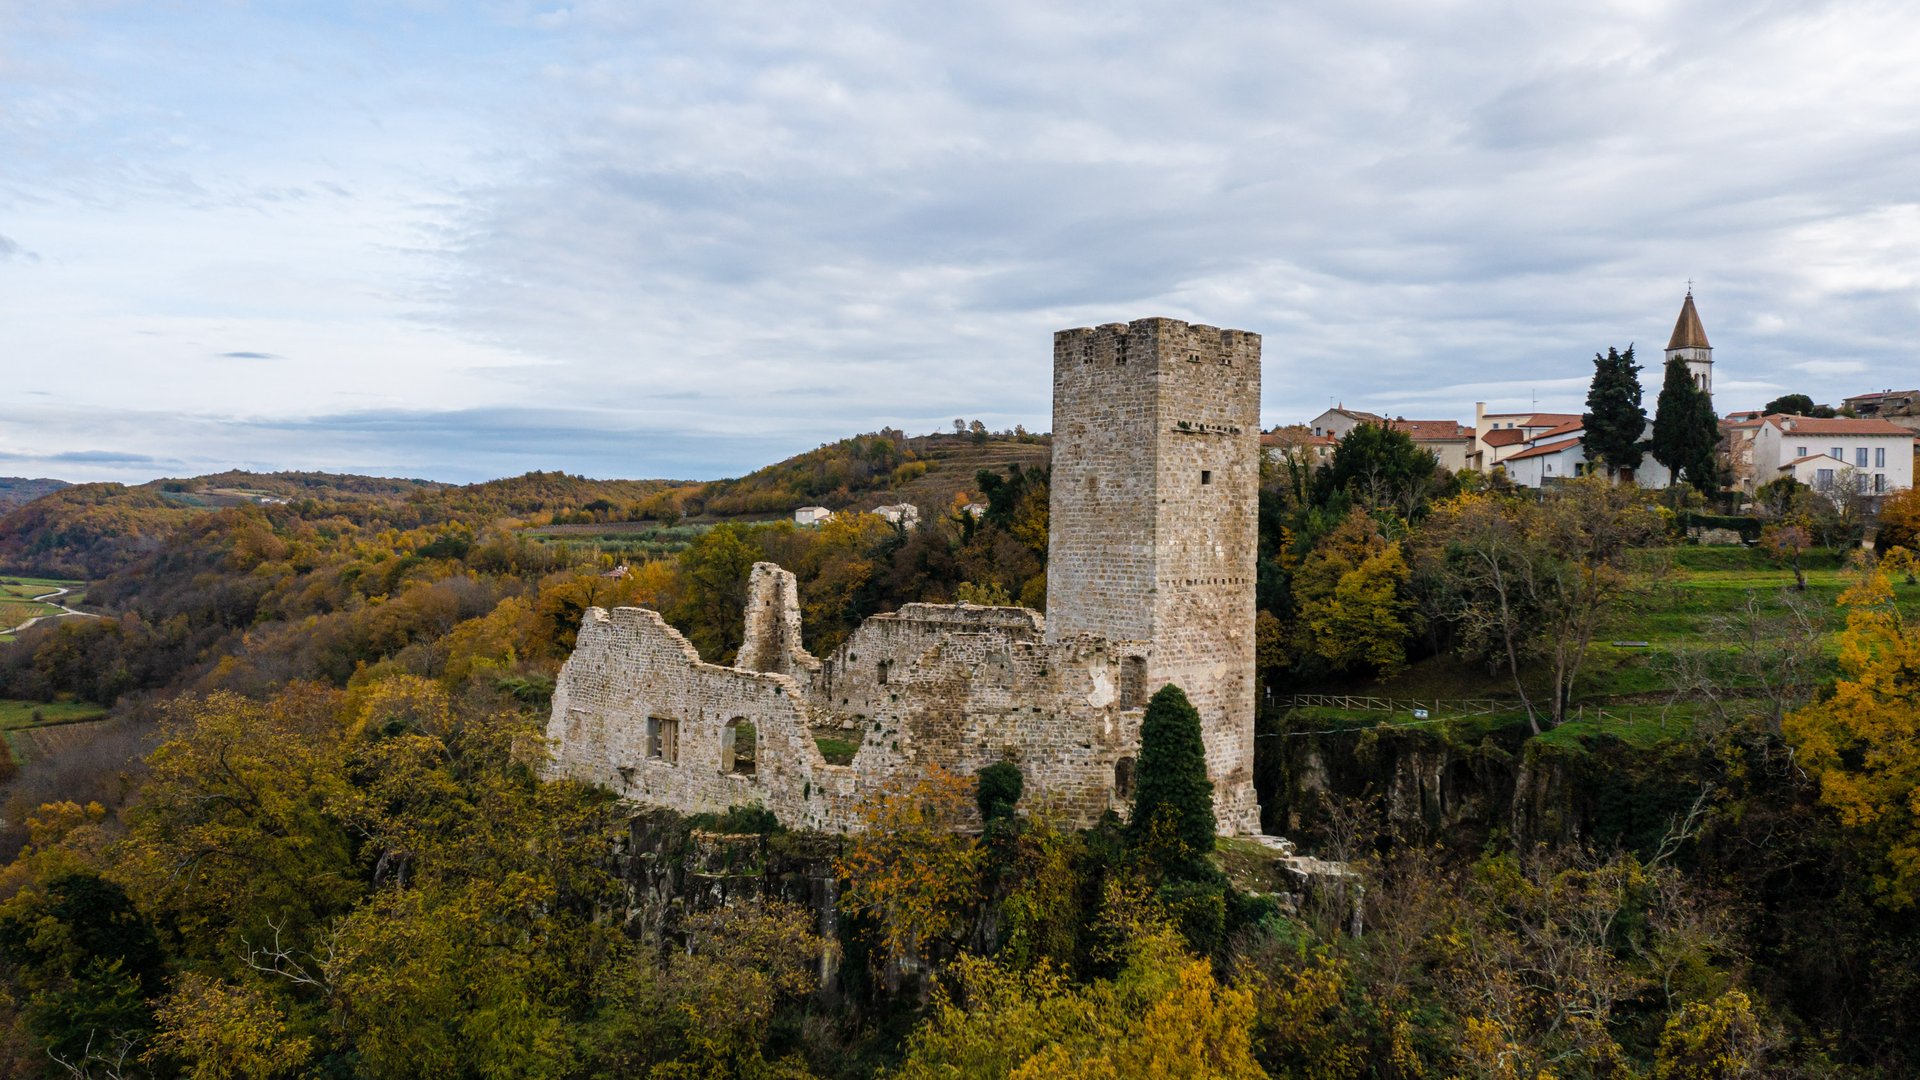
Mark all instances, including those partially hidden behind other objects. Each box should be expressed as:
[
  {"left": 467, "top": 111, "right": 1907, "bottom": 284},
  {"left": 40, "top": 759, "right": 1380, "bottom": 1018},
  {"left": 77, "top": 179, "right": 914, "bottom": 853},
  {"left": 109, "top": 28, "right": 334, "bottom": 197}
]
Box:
[{"left": 1667, "top": 290, "right": 1710, "bottom": 351}]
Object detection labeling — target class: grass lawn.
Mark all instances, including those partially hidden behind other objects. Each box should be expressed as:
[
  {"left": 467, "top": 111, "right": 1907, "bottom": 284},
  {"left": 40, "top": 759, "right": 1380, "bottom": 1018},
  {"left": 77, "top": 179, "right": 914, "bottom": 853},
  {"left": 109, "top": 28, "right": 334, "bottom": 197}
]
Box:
[
  {"left": 814, "top": 734, "right": 860, "bottom": 765},
  {"left": 0, "top": 697, "right": 110, "bottom": 730},
  {"left": 522, "top": 523, "right": 712, "bottom": 560},
  {"left": 0, "top": 576, "right": 86, "bottom": 603},
  {"left": 0, "top": 576, "right": 88, "bottom": 641},
  {"left": 1283, "top": 545, "right": 1919, "bottom": 750}
]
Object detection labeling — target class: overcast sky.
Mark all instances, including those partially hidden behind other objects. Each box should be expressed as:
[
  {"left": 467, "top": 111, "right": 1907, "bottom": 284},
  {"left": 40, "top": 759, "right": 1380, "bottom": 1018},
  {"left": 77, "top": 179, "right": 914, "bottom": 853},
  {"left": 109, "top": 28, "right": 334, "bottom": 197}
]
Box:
[{"left": 4, "top": 1, "right": 1918, "bottom": 484}]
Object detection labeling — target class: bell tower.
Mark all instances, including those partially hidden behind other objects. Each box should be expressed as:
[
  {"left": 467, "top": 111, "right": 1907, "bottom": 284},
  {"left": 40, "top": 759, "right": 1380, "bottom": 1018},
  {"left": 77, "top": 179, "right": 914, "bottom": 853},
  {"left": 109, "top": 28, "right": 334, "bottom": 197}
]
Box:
[{"left": 1666, "top": 289, "right": 1713, "bottom": 396}]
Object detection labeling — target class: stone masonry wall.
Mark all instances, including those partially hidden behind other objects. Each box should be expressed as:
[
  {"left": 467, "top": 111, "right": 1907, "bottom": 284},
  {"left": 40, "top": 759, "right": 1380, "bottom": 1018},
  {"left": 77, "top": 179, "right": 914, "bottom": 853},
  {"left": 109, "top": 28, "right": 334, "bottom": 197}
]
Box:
[
  {"left": 1045, "top": 317, "right": 1263, "bottom": 832},
  {"left": 547, "top": 578, "right": 1153, "bottom": 832}
]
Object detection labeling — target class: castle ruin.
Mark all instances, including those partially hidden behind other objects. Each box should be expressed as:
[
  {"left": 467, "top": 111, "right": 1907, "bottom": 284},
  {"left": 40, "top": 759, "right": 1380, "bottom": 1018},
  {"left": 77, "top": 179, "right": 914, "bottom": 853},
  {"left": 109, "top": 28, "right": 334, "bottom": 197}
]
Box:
[{"left": 545, "top": 317, "right": 1263, "bottom": 834}]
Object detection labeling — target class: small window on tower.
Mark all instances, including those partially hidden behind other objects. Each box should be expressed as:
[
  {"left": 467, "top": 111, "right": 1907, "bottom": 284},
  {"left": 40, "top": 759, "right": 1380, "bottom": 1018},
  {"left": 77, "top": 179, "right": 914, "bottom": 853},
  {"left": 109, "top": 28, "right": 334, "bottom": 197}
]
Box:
[
  {"left": 1200, "top": 470, "right": 1212, "bottom": 486},
  {"left": 1189, "top": 352, "right": 1200, "bottom": 363},
  {"left": 1115, "top": 339, "right": 1129, "bottom": 365}
]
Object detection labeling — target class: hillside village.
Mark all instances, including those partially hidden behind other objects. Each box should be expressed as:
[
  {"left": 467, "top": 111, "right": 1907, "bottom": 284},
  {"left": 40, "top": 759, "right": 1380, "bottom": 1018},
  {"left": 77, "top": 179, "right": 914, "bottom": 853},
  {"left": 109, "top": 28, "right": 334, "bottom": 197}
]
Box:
[{"left": 1262, "top": 290, "right": 1920, "bottom": 503}]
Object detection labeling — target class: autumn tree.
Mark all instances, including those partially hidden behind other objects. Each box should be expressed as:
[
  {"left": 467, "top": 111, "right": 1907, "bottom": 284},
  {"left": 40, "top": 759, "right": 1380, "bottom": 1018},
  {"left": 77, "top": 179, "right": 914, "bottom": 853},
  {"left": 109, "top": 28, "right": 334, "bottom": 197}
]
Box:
[
  {"left": 1420, "top": 480, "right": 1662, "bottom": 732},
  {"left": 1758, "top": 521, "right": 1812, "bottom": 590},
  {"left": 1873, "top": 485, "right": 1920, "bottom": 556},
  {"left": 1292, "top": 508, "right": 1415, "bottom": 677},
  {"left": 1784, "top": 562, "right": 1920, "bottom": 907},
  {"left": 670, "top": 522, "right": 760, "bottom": 662},
  {"left": 1130, "top": 685, "right": 1216, "bottom": 880},
  {"left": 835, "top": 764, "right": 984, "bottom": 970},
  {"left": 890, "top": 922, "right": 1266, "bottom": 1079}
]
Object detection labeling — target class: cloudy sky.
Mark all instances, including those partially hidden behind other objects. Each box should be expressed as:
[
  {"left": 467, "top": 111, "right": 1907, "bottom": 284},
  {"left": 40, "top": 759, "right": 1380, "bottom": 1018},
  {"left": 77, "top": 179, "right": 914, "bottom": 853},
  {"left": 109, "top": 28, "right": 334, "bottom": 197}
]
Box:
[{"left": 3, "top": 1, "right": 1918, "bottom": 484}]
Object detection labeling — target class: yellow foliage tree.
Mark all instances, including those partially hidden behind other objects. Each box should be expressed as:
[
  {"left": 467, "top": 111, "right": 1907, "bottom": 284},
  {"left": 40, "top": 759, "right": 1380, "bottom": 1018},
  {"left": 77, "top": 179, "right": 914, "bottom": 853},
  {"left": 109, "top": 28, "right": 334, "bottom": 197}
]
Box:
[
  {"left": 891, "top": 924, "right": 1266, "bottom": 1079},
  {"left": 1784, "top": 563, "right": 1920, "bottom": 907},
  {"left": 149, "top": 974, "right": 314, "bottom": 1080},
  {"left": 1653, "top": 989, "right": 1775, "bottom": 1079},
  {"left": 834, "top": 764, "right": 983, "bottom": 970}
]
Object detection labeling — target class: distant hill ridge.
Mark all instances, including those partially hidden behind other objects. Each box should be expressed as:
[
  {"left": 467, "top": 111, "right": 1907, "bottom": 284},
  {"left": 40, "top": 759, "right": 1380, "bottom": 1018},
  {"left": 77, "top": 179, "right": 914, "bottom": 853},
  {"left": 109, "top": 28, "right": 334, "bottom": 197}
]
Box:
[
  {"left": 0, "top": 478, "right": 70, "bottom": 510},
  {"left": 0, "top": 432, "right": 1052, "bottom": 578}
]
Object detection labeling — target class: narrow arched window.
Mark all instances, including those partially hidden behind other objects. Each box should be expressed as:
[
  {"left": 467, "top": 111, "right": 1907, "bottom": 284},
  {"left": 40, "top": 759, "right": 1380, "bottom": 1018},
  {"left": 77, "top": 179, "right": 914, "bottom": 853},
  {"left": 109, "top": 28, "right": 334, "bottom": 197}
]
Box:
[{"left": 721, "top": 718, "right": 757, "bottom": 776}]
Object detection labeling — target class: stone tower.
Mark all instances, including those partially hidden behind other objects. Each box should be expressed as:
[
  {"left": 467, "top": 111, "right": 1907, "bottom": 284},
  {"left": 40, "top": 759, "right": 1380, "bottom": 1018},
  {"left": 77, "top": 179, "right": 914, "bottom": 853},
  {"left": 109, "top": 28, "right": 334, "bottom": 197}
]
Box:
[
  {"left": 1667, "top": 290, "right": 1712, "bottom": 395},
  {"left": 1045, "top": 317, "right": 1262, "bottom": 833}
]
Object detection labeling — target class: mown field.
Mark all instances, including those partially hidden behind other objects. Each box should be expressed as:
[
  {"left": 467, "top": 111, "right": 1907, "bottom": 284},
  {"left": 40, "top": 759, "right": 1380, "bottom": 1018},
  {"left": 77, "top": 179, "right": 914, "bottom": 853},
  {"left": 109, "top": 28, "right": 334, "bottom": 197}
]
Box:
[
  {"left": 0, "top": 576, "right": 86, "bottom": 641},
  {"left": 522, "top": 521, "right": 715, "bottom": 559},
  {"left": 1278, "top": 544, "right": 1917, "bottom": 749}
]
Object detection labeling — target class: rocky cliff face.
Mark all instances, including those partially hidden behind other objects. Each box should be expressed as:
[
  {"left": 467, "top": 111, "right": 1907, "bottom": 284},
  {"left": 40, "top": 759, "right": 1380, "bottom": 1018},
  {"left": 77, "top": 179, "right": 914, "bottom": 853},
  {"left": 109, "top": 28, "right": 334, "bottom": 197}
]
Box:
[{"left": 1261, "top": 722, "right": 1711, "bottom": 854}]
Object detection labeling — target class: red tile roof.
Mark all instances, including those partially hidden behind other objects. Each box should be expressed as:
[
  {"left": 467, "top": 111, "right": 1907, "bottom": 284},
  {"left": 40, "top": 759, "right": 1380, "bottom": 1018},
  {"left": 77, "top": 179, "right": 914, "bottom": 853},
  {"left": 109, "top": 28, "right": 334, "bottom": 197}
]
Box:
[
  {"left": 1766, "top": 415, "right": 1913, "bottom": 436},
  {"left": 1507, "top": 437, "right": 1583, "bottom": 461},
  {"left": 1387, "top": 419, "right": 1473, "bottom": 441},
  {"left": 1532, "top": 420, "right": 1585, "bottom": 440},
  {"left": 1780, "top": 453, "right": 1846, "bottom": 468},
  {"left": 1483, "top": 428, "right": 1530, "bottom": 447}
]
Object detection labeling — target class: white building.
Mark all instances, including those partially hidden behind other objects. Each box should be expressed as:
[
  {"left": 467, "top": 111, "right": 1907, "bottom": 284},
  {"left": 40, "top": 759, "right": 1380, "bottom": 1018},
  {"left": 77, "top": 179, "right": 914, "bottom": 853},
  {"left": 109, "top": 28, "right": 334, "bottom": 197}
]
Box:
[
  {"left": 1496, "top": 420, "right": 1668, "bottom": 489},
  {"left": 1727, "top": 415, "right": 1915, "bottom": 497},
  {"left": 871, "top": 502, "right": 921, "bottom": 530},
  {"left": 1468, "top": 409, "right": 1584, "bottom": 472},
  {"left": 1307, "top": 406, "right": 1385, "bottom": 440},
  {"left": 793, "top": 506, "right": 835, "bottom": 526}
]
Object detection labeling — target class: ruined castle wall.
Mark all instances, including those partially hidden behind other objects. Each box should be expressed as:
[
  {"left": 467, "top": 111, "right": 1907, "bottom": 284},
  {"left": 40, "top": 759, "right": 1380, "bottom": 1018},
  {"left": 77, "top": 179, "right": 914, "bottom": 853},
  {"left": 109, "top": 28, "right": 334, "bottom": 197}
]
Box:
[
  {"left": 547, "top": 606, "right": 862, "bottom": 832},
  {"left": 548, "top": 598, "right": 1151, "bottom": 831},
  {"left": 805, "top": 605, "right": 1147, "bottom": 823}
]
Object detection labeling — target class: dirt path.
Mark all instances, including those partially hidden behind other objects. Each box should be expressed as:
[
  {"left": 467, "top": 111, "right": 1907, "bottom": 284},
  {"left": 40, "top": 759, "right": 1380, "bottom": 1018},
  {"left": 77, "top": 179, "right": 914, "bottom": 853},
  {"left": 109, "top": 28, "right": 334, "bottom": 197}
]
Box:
[{"left": 4, "top": 587, "right": 100, "bottom": 635}]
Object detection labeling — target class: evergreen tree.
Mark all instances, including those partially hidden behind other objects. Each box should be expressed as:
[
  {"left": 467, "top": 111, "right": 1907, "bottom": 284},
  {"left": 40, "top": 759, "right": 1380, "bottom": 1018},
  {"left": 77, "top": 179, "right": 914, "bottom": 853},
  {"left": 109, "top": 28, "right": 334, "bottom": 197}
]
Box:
[
  {"left": 1764, "top": 392, "right": 1816, "bottom": 416},
  {"left": 1129, "top": 684, "right": 1215, "bottom": 878},
  {"left": 1580, "top": 345, "right": 1645, "bottom": 476},
  {"left": 1651, "top": 359, "right": 1720, "bottom": 490}
]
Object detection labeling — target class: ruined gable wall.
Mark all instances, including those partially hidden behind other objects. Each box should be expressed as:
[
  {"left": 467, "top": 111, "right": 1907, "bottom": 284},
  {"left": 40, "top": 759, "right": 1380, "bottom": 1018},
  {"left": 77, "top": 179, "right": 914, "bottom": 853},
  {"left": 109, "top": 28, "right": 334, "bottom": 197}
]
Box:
[
  {"left": 547, "top": 606, "right": 862, "bottom": 832},
  {"left": 547, "top": 600, "right": 1150, "bottom": 831},
  {"left": 737, "top": 561, "right": 820, "bottom": 678}
]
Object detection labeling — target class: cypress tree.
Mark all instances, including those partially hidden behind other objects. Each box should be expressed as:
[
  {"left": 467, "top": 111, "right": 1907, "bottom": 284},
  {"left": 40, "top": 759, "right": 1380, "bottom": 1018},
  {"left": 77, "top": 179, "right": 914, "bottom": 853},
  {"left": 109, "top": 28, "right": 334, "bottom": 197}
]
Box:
[
  {"left": 1580, "top": 345, "right": 1645, "bottom": 476},
  {"left": 1129, "top": 683, "right": 1215, "bottom": 878},
  {"left": 1651, "top": 359, "right": 1720, "bottom": 490}
]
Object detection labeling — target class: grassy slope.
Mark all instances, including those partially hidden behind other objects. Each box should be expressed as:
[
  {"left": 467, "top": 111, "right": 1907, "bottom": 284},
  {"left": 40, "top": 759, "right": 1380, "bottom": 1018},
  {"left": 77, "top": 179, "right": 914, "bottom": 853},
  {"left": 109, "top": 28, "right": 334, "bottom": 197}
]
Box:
[
  {"left": 0, "top": 577, "right": 87, "bottom": 641},
  {"left": 1283, "top": 545, "right": 1920, "bottom": 749}
]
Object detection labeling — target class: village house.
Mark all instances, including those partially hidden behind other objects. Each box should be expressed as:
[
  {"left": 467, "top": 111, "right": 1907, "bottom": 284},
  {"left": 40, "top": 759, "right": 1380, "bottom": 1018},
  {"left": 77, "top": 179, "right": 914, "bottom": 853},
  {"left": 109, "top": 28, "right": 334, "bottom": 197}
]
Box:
[
  {"left": 1307, "top": 406, "right": 1384, "bottom": 440},
  {"left": 793, "top": 506, "right": 834, "bottom": 526},
  {"left": 870, "top": 502, "right": 921, "bottom": 530},
  {"left": 1294, "top": 413, "right": 1473, "bottom": 473},
  {"left": 1843, "top": 389, "right": 1920, "bottom": 432},
  {"left": 1387, "top": 419, "right": 1474, "bottom": 473},
  {"left": 1725, "top": 414, "right": 1916, "bottom": 497},
  {"left": 1261, "top": 425, "right": 1334, "bottom": 469},
  {"left": 1467, "top": 410, "right": 1584, "bottom": 473}
]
